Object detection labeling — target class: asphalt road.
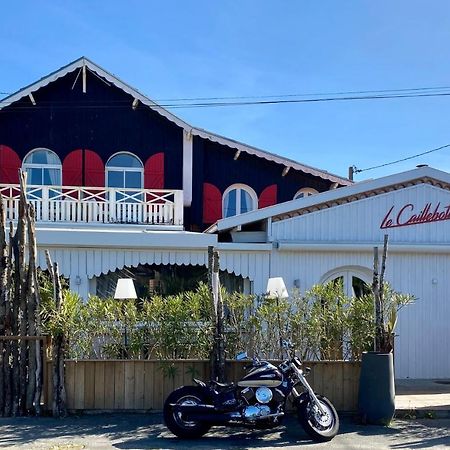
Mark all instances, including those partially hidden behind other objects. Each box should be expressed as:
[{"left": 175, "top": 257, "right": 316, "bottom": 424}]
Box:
[{"left": 0, "top": 413, "right": 449, "bottom": 449}]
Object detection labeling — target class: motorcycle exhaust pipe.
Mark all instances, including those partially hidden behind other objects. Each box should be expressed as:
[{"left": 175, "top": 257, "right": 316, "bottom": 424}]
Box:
[
  {"left": 170, "top": 403, "right": 241, "bottom": 423},
  {"left": 186, "top": 412, "right": 240, "bottom": 423},
  {"left": 170, "top": 403, "right": 215, "bottom": 414}
]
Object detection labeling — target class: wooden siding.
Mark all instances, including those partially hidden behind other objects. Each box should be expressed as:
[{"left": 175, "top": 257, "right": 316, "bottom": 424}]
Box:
[
  {"left": 258, "top": 182, "right": 450, "bottom": 379},
  {"left": 270, "top": 248, "right": 450, "bottom": 379},
  {"left": 271, "top": 183, "right": 450, "bottom": 244},
  {"left": 45, "top": 360, "right": 360, "bottom": 412}
]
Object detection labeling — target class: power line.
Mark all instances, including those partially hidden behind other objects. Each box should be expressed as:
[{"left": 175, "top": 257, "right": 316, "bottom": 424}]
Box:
[
  {"left": 2, "top": 84, "right": 450, "bottom": 103},
  {"left": 154, "top": 85, "right": 450, "bottom": 102},
  {"left": 354, "top": 143, "right": 450, "bottom": 173},
  {"left": 3, "top": 90, "right": 450, "bottom": 111}
]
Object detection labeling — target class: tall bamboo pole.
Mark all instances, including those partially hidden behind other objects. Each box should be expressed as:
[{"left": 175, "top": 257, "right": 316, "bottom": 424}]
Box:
[
  {"left": 213, "top": 249, "right": 225, "bottom": 382},
  {"left": 45, "top": 250, "right": 67, "bottom": 418},
  {"left": 0, "top": 172, "right": 43, "bottom": 416},
  {"left": 0, "top": 193, "right": 6, "bottom": 414},
  {"left": 372, "top": 246, "right": 381, "bottom": 352},
  {"left": 207, "top": 246, "right": 215, "bottom": 380},
  {"left": 3, "top": 223, "right": 14, "bottom": 416},
  {"left": 26, "top": 203, "right": 41, "bottom": 413},
  {"left": 17, "top": 171, "right": 29, "bottom": 414},
  {"left": 379, "top": 234, "right": 389, "bottom": 325}
]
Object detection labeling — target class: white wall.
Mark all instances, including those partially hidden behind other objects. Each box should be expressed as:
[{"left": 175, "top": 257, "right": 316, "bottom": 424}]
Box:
[
  {"left": 261, "top": 182, "right": 450, "bottom": 379},
  {"left": 268, "top": 248, "right": 450, "bottom": 378},
  {"left": 272, "top": 183, "right": 450, "bottom": 244}
]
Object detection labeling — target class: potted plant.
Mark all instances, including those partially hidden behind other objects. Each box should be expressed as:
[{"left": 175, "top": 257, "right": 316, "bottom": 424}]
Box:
[{"left": 358, "top": 235, "right": 415, "bottom": 425}]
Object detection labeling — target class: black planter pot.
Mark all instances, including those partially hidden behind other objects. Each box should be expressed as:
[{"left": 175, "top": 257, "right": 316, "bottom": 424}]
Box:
[{"left": 358, "top": 351, "right": 395, "bottom": 425}]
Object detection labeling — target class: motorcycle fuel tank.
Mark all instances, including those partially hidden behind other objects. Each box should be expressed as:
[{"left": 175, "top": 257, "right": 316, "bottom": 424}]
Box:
[{"left": 238, "top": 363, "right": 283, "bottom": 387}]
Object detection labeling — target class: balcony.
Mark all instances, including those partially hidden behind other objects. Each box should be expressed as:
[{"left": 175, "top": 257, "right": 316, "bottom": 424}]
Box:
[{"left": 0, "top": 184, "right": 184, "bottom": 227}]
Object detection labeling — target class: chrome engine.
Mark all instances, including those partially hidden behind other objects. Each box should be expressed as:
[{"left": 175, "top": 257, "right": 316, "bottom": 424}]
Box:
[
  {"left": 239, "top": 386, "right": 285, "bottom": 422},
  {"left": 243, "top": 404, "right": 271, "bottom": 420}
]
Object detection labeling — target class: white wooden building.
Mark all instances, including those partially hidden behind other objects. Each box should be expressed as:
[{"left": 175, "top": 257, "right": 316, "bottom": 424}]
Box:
[{"left": 209, "top": 166, "right": 450, "bottom": 379}]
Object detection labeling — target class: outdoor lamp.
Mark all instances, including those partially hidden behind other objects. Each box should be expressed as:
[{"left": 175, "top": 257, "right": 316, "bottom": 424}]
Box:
[
  {"left": 114, "top": 278, "right": 137, "bottom": 357},
  {"left": 266, "top": 277, "right": 289, "bottom": 299},
  {"left": 266, "top": 277, "right": 289, "bottom": 356},
  {"left": 114, "top": 278, "right": 137, "bottom": 300}
]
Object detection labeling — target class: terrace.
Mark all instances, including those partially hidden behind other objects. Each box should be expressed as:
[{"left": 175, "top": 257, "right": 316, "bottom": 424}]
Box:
[{"left": 0, "top": 184, "right": 184, "bottom": 228}]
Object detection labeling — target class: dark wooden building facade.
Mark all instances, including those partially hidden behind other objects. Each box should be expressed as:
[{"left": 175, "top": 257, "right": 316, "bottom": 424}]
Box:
[{"left": 0, "top": 57, "right": 350, "bottom": 231}]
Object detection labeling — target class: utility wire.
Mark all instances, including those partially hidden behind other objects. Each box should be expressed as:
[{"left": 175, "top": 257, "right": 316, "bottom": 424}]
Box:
[
  {"left": 3, "top": 90, "right": 450, "bottom": 110},
  {"left": 354, "top": 143, "right": 450, "bottom": 173},
  {"left": 2, "top": 84, "right": 450, "bottom": 102},
  {"left": 154, "top": 85, "right": 450, "bottom": 102}
]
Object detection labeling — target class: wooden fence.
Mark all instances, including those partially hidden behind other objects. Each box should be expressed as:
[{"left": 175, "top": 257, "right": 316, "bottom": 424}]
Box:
[{"left": 45, "top": 360, "right": 360, "bottom": 412}]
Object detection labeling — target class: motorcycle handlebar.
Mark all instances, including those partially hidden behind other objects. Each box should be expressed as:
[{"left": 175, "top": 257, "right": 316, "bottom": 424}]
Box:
[{"left": 244, "top": 357, "right": 261, "bottom": 371}]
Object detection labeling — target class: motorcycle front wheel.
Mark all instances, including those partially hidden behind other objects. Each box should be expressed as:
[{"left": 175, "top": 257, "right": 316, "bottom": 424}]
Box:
[
  {"left": 163, "top": 386, "right": 212, "bottom": 439},
  {"left": 298, "top": 395, "right": 339, "bottom": 442}
]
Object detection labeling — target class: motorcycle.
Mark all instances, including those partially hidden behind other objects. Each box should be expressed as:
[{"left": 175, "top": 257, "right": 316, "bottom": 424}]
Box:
[{"left": 163, "top": 344, "right": 339, "bottom": 442}]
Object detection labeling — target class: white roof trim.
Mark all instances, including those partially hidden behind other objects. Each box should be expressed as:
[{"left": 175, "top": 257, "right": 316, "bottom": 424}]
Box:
[
  {"left": 209, "top": 166, "right": 450, "bottom": 232},
  {"left": 0, "top": 56, "right": 350, "bottom": 185},
  {"left": 36, "top": 226, "right": 217, "bottom": 249},
  {"left": 192, "top": 128, "right": 350, "bottom": 184},
  {"left": 0, "top": 57, "right": 192, "bottom": 130}
]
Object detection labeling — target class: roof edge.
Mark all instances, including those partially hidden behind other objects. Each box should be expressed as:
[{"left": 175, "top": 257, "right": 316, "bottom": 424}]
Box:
[
  {"left": 0, "top": 56, "right": 350, "bottom": 184},
  {"left": 209, "top": 166, "right": 450, "bottom": 232}
]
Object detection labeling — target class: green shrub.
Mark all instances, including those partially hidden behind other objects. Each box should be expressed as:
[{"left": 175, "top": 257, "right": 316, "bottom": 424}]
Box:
[{"left": 40, "top": 279, "right": 406, "bottom": 361}]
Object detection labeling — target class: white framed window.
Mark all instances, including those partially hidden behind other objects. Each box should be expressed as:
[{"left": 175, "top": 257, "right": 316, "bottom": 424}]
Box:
[
  {"left": 22, "top": 148, "right": 62, "bottom": 186},
  {"left": 223, "top": 184, "right": 257, "bottom": 218},
  {"left": 106, "top": 152, "right": 143, "bottom": 190},
  {"left": 294, "top": 187, "right": 318, "bottom": 200},
  {"left": 320, "top": 267, "right": 372, "bottom": 298}
]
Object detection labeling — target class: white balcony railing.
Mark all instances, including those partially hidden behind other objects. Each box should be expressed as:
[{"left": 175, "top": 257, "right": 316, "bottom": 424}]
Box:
[{"left": 0, "top": 184, "right": 184, "bottom": 226}]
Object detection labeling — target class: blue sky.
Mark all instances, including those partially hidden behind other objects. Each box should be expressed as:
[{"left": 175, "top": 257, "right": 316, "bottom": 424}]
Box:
[{"left": 2, "top": 1, "right": 450, "bottom": 181}]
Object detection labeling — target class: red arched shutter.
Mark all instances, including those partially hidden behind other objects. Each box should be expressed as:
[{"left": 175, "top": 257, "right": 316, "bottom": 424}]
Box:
[
  {"left": 203, "top": 183, "right": 222, "bottom": 224},
  {"left": 144, "top": 152, "right": 164, "bottom": 189},
  {"left": 259, "top": 184, "right": 277, "bottom": 208},
  {"left": 0, "top": 145, "right": 21, "bottom": 184},
  {"left": 62, "top": 149, "right": 83, "bottom": 186},
  {"left": 84, "top": 149, "right": 104, "bottom": 187}
]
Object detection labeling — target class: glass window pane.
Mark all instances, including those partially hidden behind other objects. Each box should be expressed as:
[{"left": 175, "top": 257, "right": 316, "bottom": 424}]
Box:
[
  {"left": 108, "top": 170, "right": 124, "bottom": 188},
  {"left": 240, "top": 190, "right": 253, "bottom": 213},
  {"left": 224, "top": 190, "right": 237, "bottom": 217},
  {"left": 43, "top": 168, "right": 61, "bottom": 186},
  {"left": 26, "top": 168, "right": 43, "bottom": 185},
  {"left": 352, "top": 277, "right": 370, "bottom": 298},
  {"left": 25, "top": 149, "right": 60, "bottom": 165},
  {"left": 107, "top": 153, "right": 142, "bottom": 168},
  {"left": 125, "top": 171, "right": 142, "bottom": 189}
]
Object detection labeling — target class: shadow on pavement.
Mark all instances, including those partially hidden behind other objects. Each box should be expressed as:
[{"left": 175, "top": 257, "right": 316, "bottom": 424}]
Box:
[{"left": 0, "top": 412, "right": 448, "bottom": 449}]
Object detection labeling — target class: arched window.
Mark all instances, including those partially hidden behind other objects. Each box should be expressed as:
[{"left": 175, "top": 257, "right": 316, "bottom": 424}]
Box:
[
  {"left": 320, "top": 266, "right": 372, "bottom": 360},
  {"left": 23, "top": 148, "right": 62, "bottom": 186},
  {"left": 321, "top": 267, "right": 372, "bottom": 298},
  {"left": 294, "top": 187, "right": 318, "bottom": 200},
  {"left": 106, "top": 152, "right": 143, "bottom": 190},
  {"left": 223, "top": 184, "right": 257, "bottom": 218}
]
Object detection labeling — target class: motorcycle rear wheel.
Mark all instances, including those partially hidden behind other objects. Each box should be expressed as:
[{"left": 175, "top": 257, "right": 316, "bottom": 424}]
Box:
[
  {"left": 298, "top": 395, "right": 339, "bottom": 442},
  {"left": 163, "top": 386, "right": 212, "bottom": 439}
]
